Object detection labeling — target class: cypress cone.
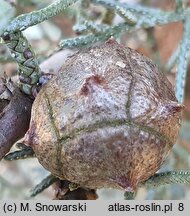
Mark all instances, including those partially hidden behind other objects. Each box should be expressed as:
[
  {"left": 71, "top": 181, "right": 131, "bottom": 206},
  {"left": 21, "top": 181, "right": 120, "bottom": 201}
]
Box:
[{"left": 24, "top": 39, "right": 183, "bottom": 192}]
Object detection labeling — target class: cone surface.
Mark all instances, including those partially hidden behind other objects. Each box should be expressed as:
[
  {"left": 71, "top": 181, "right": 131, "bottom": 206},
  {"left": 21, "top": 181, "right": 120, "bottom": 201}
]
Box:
[{"left": 25, "top": 39, "right": 183, "bottom": 191}]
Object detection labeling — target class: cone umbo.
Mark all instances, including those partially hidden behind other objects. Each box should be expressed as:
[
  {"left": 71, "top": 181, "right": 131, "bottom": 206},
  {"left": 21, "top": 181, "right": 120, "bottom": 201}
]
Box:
[{"left": 24, "top": 39, "right": 183, "bottom": 192}]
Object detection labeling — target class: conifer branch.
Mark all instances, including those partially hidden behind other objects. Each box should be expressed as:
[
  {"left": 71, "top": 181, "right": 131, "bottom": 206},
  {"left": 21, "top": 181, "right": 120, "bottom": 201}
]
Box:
[
  {"left": 141, "top": 171, "right": 190, "bottom": 189},
  {"left": 3, "top": 0, "right": 78, "bottom": 34},
  {"left": 30, "top": 174, "right": 58, "bottom": 197},
  {"left": 175, "top": 18, "right": 190, "bottom": 103}
]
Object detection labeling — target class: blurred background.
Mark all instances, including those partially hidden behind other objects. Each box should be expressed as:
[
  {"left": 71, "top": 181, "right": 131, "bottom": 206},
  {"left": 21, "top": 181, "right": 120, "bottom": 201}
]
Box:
[{"left": 0, "top": 0, "right": 190, "bottom": 199}]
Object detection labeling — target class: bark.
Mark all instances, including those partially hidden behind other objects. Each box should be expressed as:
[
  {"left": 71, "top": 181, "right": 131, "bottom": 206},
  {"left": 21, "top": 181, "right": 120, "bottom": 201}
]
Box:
[{"left": 0, "top": 81, "right": 32, "bottom": 160}]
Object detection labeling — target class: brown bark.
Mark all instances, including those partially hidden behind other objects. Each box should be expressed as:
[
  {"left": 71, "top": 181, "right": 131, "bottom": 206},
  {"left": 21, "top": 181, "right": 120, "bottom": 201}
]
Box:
[{"left": 0, "top": 82, "right": 32, "bottom": 160}]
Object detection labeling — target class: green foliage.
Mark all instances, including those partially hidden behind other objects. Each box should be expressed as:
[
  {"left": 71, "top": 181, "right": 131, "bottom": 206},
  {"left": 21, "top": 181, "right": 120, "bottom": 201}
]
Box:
[
  {"left": 30, "top": 174, "right": 58, "bottom": 197},
  {"left": 4, "top": 143, "right": 35, "bottom": 161},
  {"left": 2, "top": 0, "right": 190, "bottom": 100},
  {"left": 166, "top": 45, "right": 180, "bottom": 72},
  {"left": 141, "top": 171, "right": 190, "bottom": 188},
  {"left": 60, "top": 0, "right": 190, "bottom": 55},
  {"left": 175, "top": 19, "right": 190, "bottom": 103},
  {"left": 4, "top": 0, "right": 78, "bottom": 33},
  {"left": 3, "top": 31, "right": 41, "bottom": 96}
]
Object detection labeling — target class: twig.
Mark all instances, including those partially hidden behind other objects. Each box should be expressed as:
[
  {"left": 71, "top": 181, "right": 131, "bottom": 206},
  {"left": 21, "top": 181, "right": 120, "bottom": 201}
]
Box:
[
  {"left": 3, "top": 31, "right": 41, "bottom": 96},
  {"left": 92, "top": 0, "right": 163, "bottom": 16},
  {"left": 3, "top": 0, "right": 78, "bottom": 34},
  {"left": 60, "top": 22, "right": 128, "bottom": 48},
  {"left": 4, "top": 146, "right": 35, "bottom": 161},
  {"left": 60, "top": 6, "right": 190, "bottom": 49},
  {"left": 166, "top": 45, "right": 180, "bottom": 72},
  {"left": 30, "top": 174, "right": 58, "bottom": 197},
  {"left": 175, "top": 18, "right": 190, "bottom": 103},
  {"left": 141, "top": 171, "right": 190, "bottom": 189}
]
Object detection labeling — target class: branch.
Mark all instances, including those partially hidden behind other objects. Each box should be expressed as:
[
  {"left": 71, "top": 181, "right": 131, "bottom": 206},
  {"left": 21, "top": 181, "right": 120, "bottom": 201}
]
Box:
[
  {"left": 4, "top": 144, "right": 35, "bottom": 161},
  {"left": 2, "top": 0, "right": 79, "bottom": 96},
  {"left": 74, "top": 0, "right": 91, "bottom": 34},
  {"left": 3, "top": 0, "right": 78, "bottom": 34},
  {"left": 60, "top": 3, "right": 190, "bottom": 49},
  {"left": 2, "top": 49, "right": 75, "bottom": 162},
  {"left": 60, "top": 23, "right": 127, "bottom": 48},
  {"left": 166, "top": 45, "right": 180, "bottom": 72},
  {"left": 30, "top": 174, "right": 58, "bottom": 197},
  {"left": 78, "top": 20, "right": 109, "bottom": 34},
  {"left": 2, "top": 31, "right": 41, "bottom": 96},
  {"left": 141, "top": 171, "right": 190, "bottom": 189},
  {"left": 175, "top": 18, "right": 190, "bottom": 103},
  {"left": 31, "top": 175, "right": 98, "bottom": 200},
  {"left": 92, "top": 0, "right": 163, "bottom": 16},
  {"left": 97, "top": 0, "right": 137, "bottom": 25}
]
